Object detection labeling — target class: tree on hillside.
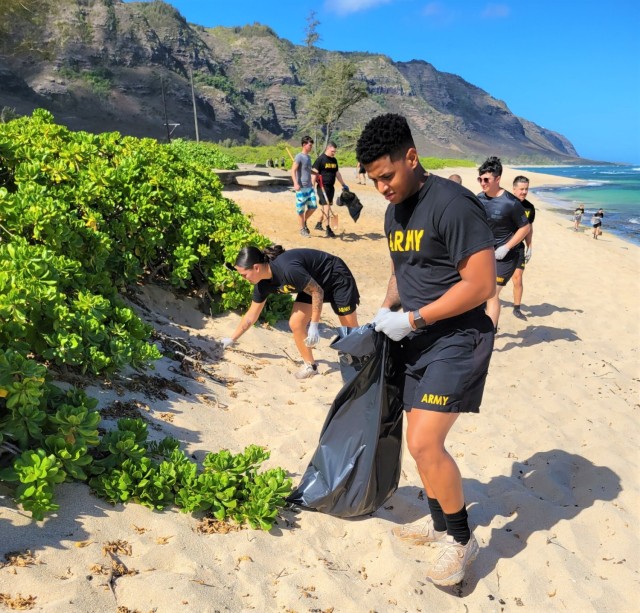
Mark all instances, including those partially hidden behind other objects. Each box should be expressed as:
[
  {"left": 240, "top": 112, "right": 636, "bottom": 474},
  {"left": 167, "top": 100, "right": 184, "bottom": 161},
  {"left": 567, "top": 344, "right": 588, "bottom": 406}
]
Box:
[
  {"left": 298, "top": 11, "right": 368, "bottom": 148},
  {"left": 305, "top": 59, "right": 368, "bottom": 148}
]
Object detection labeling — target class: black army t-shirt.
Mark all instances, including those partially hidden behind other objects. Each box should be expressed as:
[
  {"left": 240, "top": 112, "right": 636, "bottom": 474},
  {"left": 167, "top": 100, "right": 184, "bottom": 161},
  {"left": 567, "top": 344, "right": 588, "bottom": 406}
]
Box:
[
  {"left": 312, "top": 153, "right": 339, "bottom": 186},
  {"left": 476, "top": 190, "right": 529, "bottom": 247},
  {"left": 384, "top": 174, "right": 495, "bottom": 312},
  {"left": 520, "top": 198, "right": 536, "bottom": 224},
  {"left": 252, "top": 249, "right": 340, "bottom": 303}
]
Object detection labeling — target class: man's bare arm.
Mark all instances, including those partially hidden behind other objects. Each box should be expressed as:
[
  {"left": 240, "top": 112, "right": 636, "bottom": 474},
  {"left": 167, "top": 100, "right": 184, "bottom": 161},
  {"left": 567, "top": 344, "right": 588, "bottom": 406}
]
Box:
[
  {"left": 291, "top": 160, "right": 300, "bottom": 190},
  {"left": 381, "top": 266, "right": 401, "bottom": 310}
]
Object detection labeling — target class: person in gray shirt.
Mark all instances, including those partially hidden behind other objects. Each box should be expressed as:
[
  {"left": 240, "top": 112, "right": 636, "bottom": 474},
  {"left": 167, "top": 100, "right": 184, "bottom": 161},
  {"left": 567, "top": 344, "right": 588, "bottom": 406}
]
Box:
[{"left": 290, "top": 136, "right": 318, "bottom": 237}]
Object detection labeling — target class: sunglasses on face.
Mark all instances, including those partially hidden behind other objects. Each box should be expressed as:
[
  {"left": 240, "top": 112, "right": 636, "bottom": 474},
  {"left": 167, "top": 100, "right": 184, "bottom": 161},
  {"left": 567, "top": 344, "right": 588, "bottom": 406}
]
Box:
[{"left": 477, "top": 177, "right": 492, "bottom": 183}]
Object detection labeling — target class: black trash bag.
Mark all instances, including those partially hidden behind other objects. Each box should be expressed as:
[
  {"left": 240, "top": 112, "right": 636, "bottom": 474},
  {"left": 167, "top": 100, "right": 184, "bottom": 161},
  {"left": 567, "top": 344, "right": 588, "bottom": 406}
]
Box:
[
  {"left": 336, "top": 189, "right": 364, "bottom": 223},
  {"left": 332, "top": 326, "right": 368, "bottom": 384},
  {"left": 287, "top": 325, "right": 404, "bottom": 518}
]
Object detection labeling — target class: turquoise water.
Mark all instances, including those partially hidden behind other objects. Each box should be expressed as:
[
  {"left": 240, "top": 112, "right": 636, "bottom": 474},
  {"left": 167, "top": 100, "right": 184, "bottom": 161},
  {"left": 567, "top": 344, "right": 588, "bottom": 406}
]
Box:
[{"left": 516, "top": 165, "right": 640, "bottom": 246}]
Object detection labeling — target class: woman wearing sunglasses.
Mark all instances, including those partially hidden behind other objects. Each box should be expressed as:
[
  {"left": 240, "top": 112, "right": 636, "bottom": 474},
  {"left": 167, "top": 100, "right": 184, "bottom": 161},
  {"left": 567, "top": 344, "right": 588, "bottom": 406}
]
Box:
[{"left": 221, "top": 245, "right": 360, "bottom": 379}]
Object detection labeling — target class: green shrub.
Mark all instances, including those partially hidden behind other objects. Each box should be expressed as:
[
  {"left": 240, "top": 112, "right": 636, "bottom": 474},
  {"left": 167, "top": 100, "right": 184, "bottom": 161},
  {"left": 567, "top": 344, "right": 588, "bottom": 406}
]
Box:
[{"left": 0, "top": 110, "right": 294, "bottom": 524}]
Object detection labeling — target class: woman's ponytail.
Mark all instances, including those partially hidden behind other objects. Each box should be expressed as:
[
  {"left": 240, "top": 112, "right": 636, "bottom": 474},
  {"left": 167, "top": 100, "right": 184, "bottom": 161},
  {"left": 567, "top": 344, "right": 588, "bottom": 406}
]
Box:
[{"left": 234, "top": 244, "right": 285, "bottom": 268}]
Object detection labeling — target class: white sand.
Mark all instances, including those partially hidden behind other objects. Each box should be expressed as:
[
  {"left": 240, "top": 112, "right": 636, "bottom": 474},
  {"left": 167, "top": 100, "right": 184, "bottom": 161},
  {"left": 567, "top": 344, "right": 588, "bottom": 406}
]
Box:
[{"left": 1, "top": 167, "right": 638, "bottom": 612}]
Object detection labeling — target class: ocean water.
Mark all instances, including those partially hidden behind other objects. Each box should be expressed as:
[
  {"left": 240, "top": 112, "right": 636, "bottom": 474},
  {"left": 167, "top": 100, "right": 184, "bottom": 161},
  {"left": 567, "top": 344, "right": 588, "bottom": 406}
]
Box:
[{"left": 516, "top": 165, "right": 640, "bottom": 246}]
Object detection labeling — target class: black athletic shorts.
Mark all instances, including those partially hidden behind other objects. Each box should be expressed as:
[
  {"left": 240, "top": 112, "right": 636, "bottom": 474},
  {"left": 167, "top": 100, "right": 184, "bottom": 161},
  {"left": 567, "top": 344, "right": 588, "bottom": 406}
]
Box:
[
  {"left": 390, "top": 310, "right": 494, "bottom": 413},
  {"left": 515, "top": 246, "right": 526, "bottom": 271},
  {"left": 317, "top": 183, "right": 335, "bottom": 205},
  {"left": 294, "top": 260, "right": 360, "bottom": 316},
  {"left": 496, "top": 246, "right": 524, "bottom": 286}
]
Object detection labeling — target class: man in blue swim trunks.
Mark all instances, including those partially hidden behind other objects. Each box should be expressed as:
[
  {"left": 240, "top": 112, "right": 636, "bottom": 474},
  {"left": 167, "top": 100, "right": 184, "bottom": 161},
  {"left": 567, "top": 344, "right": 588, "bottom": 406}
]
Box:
[{"left": 291, "top": 136, "right": 318, "bottom": 238}]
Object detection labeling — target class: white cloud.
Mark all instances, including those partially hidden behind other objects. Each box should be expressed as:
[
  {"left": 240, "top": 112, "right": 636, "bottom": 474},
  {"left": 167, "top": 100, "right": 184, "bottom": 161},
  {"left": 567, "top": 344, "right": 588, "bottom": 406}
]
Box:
[
  {"left": 422, "top": 2, "right": 456, "bottom": 23},
  {"left": 324, "top": 0, "right": 395, "bottom": 16},
  {"left": 481, "top": 3, "right": 511, "bottom": 19}
]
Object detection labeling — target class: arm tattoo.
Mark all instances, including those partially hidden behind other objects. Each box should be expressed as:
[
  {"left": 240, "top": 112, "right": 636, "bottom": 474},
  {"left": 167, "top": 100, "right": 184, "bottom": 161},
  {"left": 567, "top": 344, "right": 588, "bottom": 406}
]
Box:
[{"left": 303, "top": 279, "right": 324, "bottom": 320}]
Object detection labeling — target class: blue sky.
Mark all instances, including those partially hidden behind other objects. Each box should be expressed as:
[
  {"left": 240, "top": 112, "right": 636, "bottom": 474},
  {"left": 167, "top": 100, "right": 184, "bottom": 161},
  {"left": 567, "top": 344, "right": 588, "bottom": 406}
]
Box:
[{"left": 127, "top": 0, "right": 640, "bottom": 164}]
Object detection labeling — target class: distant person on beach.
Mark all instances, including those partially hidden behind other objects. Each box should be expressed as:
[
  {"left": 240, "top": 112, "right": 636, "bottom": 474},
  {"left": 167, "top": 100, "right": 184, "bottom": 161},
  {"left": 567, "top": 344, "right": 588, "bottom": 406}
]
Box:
[
  {"left": 356, "top": 161, "right": 367, "bottom": 184},
  {"left": 356, "top": 113, "right": 495, "bottom": 586},
  {"left": 221, "top": 245, "right": 359, "bottom": 380},
  {"left": 312, "top": 141, "right": 349, "bottom": 238},
  {"left": 591, "top": 208, "right": 604, "bottom": 238},
  {"left": 476, "top": 156, "right": 531, "bottom": 330},
  {"left": 448, "top": 174, "right": 462, "bottom": 185},
  {"left": 510, "top": 176, "right": 536, "bottom": 321},
  {"left": 291, "top": 136, "right": 318, "bottom": 238},
  {"left": 574, "top": 205, "right": 585, "bottom": 231}
]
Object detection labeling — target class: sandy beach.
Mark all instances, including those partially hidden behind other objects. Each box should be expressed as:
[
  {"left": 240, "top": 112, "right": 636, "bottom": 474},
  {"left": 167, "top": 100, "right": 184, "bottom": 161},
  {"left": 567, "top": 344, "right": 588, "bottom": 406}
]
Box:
[{"left": 1, "top": 166, "right": 638, "bottom": 612}]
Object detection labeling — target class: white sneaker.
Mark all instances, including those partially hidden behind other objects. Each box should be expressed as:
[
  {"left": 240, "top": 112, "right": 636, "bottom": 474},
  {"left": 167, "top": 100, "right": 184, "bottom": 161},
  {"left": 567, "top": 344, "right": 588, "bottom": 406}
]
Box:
[
  {"left": 391, "top": 516, "right": 447, "bottom": 545},
  {"left": 426, "top": 534, "right": 479, "bottom": 586},
  {"left": 295, "top": 362, "right": 318, "bottom": 379}
]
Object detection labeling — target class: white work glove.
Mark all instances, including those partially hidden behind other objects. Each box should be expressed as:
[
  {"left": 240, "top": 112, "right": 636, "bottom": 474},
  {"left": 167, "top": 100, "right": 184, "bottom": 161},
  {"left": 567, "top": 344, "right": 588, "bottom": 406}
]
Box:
[
  {"left": 304, "top": 322, "right": 320, "bottom": 347},
  {"left": 374, "top": 311, "right": 413, "bottom": 341},
  {"left": 494, "top": 244, "right": 510, "bottom": 260},
  {"left": 372, "top": 307, "right": 391, "bottom": 325},
  {"left": 525, "top": 246, "right": 533, "bottom": 263},
  {"left": 221, "top": 338, "right": 235, "bottom": 349}
]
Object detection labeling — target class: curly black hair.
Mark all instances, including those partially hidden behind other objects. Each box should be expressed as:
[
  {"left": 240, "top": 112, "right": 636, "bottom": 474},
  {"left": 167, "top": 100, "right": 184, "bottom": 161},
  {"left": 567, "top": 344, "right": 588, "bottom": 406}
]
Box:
[
  {"left": 478, "top": 156, "right": 503, "bottom": 177},
  {"left": 356, "top": 113, "right": 415, "bottom": 165}
]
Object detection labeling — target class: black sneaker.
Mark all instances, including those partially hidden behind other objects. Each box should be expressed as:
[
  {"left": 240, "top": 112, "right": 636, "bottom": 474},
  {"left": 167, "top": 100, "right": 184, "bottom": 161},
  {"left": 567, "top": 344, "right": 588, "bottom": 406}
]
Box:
[
  {"left": 315, "top": 221, "right": 324, "bottom": 231},
  {"left": 513, "top": 308, "right": 527, "bottom": 321},
  {"left": 325, "top": 226, "right": 336, "bottom": 238}
]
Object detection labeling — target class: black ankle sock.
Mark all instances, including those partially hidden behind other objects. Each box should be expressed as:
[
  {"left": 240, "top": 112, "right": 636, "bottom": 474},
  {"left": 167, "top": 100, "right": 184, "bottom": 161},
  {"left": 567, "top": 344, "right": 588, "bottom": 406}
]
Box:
[
  {"left": 427, "top": 497, "right": 447, "bottom": 532},
  {"left": 444, "top": 505, "right": 470, "bottom": 545},
  {"left": 513, "top": 304, "right": 521, "bottom": 310}
]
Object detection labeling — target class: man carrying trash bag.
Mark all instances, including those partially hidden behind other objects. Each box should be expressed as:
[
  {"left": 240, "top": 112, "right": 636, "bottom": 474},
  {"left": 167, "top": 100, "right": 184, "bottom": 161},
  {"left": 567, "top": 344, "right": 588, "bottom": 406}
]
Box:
[{"left": 355, "top": 114, "right": 495, "bottom": 587}]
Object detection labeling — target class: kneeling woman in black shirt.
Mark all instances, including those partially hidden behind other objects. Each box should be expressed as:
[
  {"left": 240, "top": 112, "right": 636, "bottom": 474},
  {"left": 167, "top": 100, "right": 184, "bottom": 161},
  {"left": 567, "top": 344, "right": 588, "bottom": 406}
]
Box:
[{"left": 222, "top": 245, "right": 360, "bottom": 380}]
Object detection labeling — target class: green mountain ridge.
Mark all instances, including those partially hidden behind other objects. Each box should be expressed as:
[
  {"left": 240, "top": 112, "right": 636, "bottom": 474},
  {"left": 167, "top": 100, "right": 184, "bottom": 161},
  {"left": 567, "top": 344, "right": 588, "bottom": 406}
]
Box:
[{"left": 0, "top": 0, "right": 582, "bottom": 163}]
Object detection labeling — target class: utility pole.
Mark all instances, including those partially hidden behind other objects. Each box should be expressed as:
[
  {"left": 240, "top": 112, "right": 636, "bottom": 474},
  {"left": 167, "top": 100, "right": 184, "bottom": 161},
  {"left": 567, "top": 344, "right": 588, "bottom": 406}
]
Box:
[
  {"left": 161, "top": 76, "right": 171, "bottom": 143},
  {"left": 189, "top": 67, "right": 199, "bottom": 143}
]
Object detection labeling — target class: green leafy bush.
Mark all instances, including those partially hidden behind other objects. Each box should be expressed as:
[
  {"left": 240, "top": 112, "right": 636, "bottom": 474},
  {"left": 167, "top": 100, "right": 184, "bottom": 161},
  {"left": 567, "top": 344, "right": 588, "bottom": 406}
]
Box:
[
  {"left": 0, "top": 352, "right": 291, "bottom": 528},
  {"left": 90, "top": 420, "right": 292, "bottom": 527},
  {"left": 0, "top": 111, "right": 294, "bottom": 525},
  {"left": 0, "top": 110, "right": 290, "bottom": 355},
  {"left": 169, "top": 138, "right": 238, "bottom": 170}
]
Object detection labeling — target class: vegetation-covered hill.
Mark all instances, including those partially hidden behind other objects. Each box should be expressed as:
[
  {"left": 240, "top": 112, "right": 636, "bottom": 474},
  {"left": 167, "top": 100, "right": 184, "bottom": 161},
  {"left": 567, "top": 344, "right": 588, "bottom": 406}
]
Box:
[{"left": 1, "top": 0, "right": 579, "bottom": 163}]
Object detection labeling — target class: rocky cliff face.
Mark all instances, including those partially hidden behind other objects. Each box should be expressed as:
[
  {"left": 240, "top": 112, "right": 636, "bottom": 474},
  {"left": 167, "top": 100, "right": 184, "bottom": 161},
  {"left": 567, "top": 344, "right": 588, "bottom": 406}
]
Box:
[{"left": 0, "top": 0, "right": 580, "bottom": 162}]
